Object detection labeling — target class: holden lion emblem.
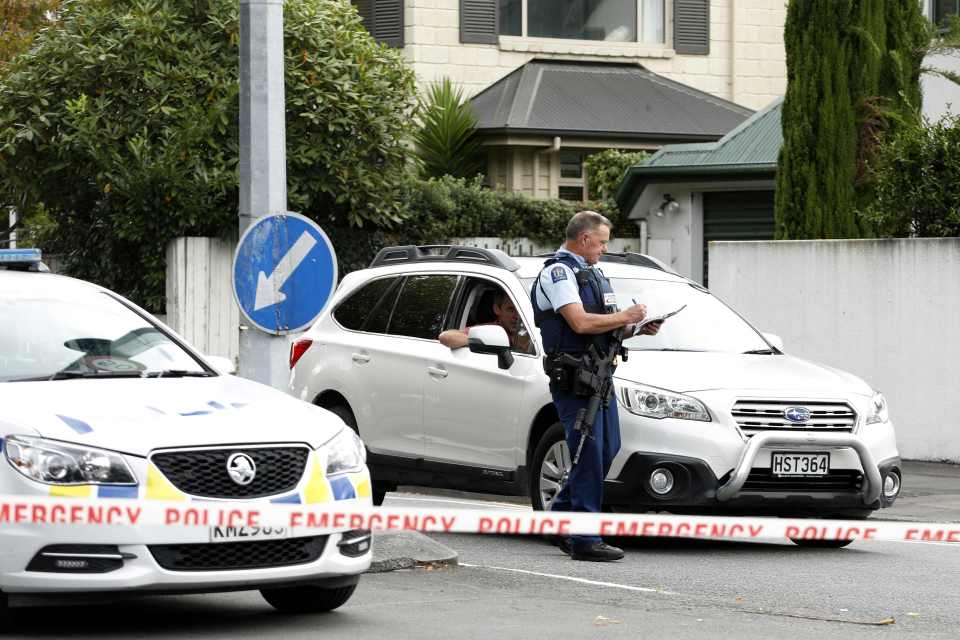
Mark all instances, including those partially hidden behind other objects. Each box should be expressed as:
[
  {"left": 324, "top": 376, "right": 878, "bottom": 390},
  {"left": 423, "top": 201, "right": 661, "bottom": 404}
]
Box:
[{"left": 226, "top": 453, "right": 257, "bottom": 486}]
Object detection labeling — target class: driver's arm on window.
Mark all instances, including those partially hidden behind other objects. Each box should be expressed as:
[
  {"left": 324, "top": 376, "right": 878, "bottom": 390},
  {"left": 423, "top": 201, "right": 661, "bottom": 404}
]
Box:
[{"left": 438, "top": 329, "right": 469, "bottom": 349}]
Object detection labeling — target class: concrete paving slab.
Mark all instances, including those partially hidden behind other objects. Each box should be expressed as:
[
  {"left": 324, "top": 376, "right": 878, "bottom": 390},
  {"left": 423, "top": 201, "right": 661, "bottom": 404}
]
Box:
[{"left": 368, "top": 530, "right": 458, "bottom": 573}]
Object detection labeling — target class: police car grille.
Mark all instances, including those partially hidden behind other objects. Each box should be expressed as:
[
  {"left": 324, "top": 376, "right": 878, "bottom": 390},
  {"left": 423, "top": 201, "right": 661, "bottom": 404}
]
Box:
[
  {"left": 150, "top": 447, "right": 309, "bottom": 498},
  {"left": 149, "top": 536, "right": 327, "bottom": 571},
  {"left": 733, "top": 400, "right": 857, "bottom": 438},
  {"left": 742, "top": 469, "right": 863, "bottom": 493}
]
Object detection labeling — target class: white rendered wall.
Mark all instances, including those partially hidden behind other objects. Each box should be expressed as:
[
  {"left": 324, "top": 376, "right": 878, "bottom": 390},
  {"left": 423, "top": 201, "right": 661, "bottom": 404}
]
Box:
[
  {"left": 708, "top": 238, "right": 960, "bottom": 462},
  {"left": 403, "top": 0, "right": 787, "bottom": 110}
]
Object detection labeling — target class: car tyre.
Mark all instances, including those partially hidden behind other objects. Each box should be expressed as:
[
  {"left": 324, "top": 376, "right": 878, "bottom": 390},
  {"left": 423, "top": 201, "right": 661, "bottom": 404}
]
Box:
[
  {"left": 260, "top": 584, "right": 358, "bottom": 613},
  {"left": 790, "top": 538, "right": 855, "bottom": 549},
  {"left": 326, "top": 403, "right": 394, "bottom": 506},
  {"left": 530, "top": 422, "right": 569, "bottom": 512}
]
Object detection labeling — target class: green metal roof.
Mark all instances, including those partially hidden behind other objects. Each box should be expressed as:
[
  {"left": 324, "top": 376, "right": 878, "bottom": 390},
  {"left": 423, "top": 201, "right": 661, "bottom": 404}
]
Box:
[{"left": 615, "top": 97, "right": 783, "bottom": 211}]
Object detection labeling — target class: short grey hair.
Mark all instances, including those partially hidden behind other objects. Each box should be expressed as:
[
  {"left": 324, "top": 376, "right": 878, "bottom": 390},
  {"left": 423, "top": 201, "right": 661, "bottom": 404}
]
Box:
[{"left": 565, "top": 210, "right": 613, "bottom": 241}]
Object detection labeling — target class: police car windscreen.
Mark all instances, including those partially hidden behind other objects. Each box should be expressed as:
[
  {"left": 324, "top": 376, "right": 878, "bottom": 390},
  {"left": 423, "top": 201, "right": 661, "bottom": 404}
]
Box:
[
  {"left": 0, "top": 292, "right": 206, "bottom": 381},
  {"left": 610, "top": 279, "right": 769, "bottom": 353}
]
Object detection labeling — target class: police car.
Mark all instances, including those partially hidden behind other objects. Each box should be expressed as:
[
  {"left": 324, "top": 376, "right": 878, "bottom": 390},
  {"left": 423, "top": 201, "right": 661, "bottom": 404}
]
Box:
[
  {"left": 0, "top": 249, "right": 371, "bottom": 619},
  {"left": 289, "top": 245, "right": 902, "bottom": 548}
]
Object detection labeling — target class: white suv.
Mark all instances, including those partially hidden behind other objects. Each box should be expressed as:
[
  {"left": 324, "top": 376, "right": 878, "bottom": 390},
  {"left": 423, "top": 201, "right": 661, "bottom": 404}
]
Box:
[{"left": 289, "top": 245, "right": 903, "bottom": 544}]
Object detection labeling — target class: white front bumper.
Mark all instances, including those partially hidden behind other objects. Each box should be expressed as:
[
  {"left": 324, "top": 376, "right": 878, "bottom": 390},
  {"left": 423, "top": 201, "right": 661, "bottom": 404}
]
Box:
[{"left": 0, "top": 523, "right": 370, "bottom": 594}]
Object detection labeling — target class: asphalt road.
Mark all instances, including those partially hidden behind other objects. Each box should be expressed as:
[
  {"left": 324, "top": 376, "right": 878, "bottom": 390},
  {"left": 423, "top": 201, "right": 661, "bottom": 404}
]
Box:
[{"left": 6, "top": 486, "right": 959, "bottom": 640}]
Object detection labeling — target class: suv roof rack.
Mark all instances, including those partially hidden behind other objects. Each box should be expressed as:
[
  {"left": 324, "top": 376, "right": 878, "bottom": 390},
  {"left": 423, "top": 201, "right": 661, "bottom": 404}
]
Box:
[
  {"left": 369, "top": 245, "right": 520, "bottom": 272},
  {"left": 533, "top": 251, "right": 674, "bottom": 274}
]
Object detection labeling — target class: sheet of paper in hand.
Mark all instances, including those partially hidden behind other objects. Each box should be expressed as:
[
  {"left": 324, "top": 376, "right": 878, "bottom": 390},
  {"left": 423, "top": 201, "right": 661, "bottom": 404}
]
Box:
[{"left": 633, "top": 304, "right": 687, "bottom": 335}]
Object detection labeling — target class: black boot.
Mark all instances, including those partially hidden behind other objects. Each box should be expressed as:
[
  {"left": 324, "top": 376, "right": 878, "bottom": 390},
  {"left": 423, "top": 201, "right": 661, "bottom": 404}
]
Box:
[{"left": 570, "top": 542, "right": 624, "bottom": 562}]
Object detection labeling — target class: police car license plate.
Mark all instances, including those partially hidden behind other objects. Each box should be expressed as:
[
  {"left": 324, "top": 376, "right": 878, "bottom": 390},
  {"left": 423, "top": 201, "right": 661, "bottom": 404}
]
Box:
[
  {"left": 209, "top": 525, "right": 290, "bottom": 543},
  {"left": 771, "top": 452, "right": 830, "bottom": 477}
]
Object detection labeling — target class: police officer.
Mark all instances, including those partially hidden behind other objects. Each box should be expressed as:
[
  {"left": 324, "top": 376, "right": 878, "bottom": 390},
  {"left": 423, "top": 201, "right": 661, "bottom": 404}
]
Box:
[{"left": 531, "top": 211, "right": 657, "bottom": 561}]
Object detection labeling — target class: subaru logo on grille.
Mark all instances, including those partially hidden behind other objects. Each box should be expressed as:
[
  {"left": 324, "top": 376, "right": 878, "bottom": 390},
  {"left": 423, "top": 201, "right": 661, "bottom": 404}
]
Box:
[
  {"left": 226, "top": 453, "right": 257, "bottom": 486},
  {"left": 784, "top": 406, "right": 811, "bottom": 423}
]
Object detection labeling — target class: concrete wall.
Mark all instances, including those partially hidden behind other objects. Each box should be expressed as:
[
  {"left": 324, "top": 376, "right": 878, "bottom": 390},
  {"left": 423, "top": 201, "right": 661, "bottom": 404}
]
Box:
[
  {"left": 165, "top": 237, "right": 240, "bottom": 366},
  {"left": 404, "top": 0, "right": 787, "bottom": 110},
  {"left": 708, "top": 238, "right": 960, "bottom": 462}
]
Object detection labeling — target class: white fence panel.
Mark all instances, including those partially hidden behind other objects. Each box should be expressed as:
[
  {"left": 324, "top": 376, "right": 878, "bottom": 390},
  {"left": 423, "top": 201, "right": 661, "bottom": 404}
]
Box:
[
  {"left": 166, "top": 237, "right": 239, "bottom": 365},
  {"left": 708, "top": 238, "right": 960, "bottom": 462}
]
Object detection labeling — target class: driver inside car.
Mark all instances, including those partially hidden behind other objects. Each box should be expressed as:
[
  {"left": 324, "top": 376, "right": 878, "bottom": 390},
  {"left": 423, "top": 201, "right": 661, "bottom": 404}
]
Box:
[{"left": 439, "top": 290, "right": 534, "bottom": 354}]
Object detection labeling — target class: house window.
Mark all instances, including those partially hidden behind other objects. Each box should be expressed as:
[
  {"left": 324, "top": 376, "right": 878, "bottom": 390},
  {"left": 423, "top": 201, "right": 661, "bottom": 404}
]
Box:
[
  {"left": 500, "top": 0, "right": 522, "bottom": 35},
  {"left": 499, "top": 0, "right": 665, "bottom": 44},
  {"left": 933, "top": 0, "right": 960, "bottom": 26},
  {"left": 560, "top": 151, "right": 584, "bottom": 179},
  {"left": 558, "top": 151, "right": 587, "bottom": 201}
]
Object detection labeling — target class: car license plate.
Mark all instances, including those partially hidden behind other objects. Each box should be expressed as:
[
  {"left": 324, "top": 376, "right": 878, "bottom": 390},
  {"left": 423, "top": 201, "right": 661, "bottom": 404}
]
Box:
[
  {"left": 771, "top": 452, "right": 830, "bottom": 477},
  {"left": 209, "top": 525, "right": 290, "bottom": 543}
]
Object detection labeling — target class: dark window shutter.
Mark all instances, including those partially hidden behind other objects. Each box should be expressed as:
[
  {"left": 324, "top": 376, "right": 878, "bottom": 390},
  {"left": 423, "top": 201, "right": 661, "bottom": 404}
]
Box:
[
  {"left": 674, "top": 0, "right": 709, "bottom": 55},
  {"left": 353, "top": 0, "right": 404, "bottom": 48},
  {"left": 460, "top": 0, "right": 498, "bottom": 44}
]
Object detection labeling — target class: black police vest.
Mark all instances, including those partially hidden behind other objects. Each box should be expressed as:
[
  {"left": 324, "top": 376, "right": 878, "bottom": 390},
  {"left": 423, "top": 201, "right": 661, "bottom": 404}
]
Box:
[{"left": 531, "top": 253, "right": 617, "bottom": 354}]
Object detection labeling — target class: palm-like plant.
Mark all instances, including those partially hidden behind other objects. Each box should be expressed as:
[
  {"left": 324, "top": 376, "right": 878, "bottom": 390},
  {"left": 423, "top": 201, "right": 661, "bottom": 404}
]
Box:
[{"left": 413, "top": 78, "right": 485, "bottom": 179}]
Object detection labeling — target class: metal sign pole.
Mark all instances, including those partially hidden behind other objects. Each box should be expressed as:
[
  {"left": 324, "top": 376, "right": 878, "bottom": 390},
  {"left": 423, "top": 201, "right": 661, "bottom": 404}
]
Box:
[{"left": 238, "top": 0, "right": 289, "bottom": 388}]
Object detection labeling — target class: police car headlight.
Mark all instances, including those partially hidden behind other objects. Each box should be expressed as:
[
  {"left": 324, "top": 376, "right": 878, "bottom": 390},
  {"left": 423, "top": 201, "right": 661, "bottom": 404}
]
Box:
[
  {"left": 866, "top": 392, "right": 889, "bottom": 425},
  {"left": 618, "top": 383, "right": 711, "bottom": 422},
  {"left": 324, "top": 428, "right": 366, "bottom": 475},
  {"left": 4, "top": 436, "right": 137, "bottom": 485}
]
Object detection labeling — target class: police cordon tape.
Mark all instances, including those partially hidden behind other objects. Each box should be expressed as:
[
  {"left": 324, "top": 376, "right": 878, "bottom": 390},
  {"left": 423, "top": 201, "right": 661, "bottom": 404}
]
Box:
[{"left": 1, "top": 495, "right": 958, "bottom": 544}]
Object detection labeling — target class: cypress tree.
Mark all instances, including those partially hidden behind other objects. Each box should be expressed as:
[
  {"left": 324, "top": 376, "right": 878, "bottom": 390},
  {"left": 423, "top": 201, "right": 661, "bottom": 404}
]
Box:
[{"left": 775, "top": 0, "right": 928, "bottom": 239}]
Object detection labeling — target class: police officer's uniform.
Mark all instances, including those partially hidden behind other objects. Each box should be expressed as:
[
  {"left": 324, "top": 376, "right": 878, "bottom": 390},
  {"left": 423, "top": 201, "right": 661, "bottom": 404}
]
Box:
[{"left": 531, "top": 247, "right": 622, "bottom": 557}]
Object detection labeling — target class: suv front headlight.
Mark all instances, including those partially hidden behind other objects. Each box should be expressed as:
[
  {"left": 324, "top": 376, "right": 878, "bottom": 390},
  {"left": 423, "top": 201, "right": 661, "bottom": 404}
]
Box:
[
  {"left": 866, "top": 392, "right": 889, "bottom": 425},
  {"left": 618, "top": 383, "right": 711, "bottom": 422},
  {"left": 4, "top": 436, "right": 137, "bottom": 485},
  {"left": 324, "top": 428, "right": 366, "bottom": 475}
]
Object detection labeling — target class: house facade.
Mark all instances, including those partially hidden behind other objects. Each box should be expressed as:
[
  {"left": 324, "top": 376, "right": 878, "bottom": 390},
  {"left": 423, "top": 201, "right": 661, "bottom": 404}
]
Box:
[{"left": 352, "top": 0, "right": 788, "bottom": 200}]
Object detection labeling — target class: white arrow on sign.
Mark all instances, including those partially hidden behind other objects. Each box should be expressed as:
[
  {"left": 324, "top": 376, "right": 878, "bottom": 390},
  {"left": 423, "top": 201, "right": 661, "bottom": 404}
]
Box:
[{"left": 254, "top": 231, "right": 318, "bottom": 311}]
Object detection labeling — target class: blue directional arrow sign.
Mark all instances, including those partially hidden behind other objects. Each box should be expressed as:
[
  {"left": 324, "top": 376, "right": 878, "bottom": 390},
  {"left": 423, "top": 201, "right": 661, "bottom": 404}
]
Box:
[{"left": 232, "top": 212, "right": 338, "bottom": 335}]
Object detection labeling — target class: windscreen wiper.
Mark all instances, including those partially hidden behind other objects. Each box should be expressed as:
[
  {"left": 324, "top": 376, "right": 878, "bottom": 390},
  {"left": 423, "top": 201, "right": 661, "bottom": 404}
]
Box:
[
  {"left": 631, "top": 348, "right": 707, "bottom": 352},
  {"left": 6, "top": 371, "right": 146, "bottom": 382},
  {"left": 143, "top": 369, "right": 216, "bottom": 378},
  {"left": 743, "top": 348, "right": 777, "bottom": 355}
]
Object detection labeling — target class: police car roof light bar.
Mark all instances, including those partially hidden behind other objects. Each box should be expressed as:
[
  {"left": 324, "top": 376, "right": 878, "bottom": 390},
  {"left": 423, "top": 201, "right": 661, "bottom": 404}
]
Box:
[
  {"left": 370, "top": 245, "right": 520, "bottom": 272},
  {"left": 0, "top": 248, "right": 49, "bottom": 272}
]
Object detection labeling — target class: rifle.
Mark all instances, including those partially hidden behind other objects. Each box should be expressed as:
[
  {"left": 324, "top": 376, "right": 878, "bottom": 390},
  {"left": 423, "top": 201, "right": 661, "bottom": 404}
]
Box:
[{"left": 571, "top": 327, "right": 627, "bottom": 466}]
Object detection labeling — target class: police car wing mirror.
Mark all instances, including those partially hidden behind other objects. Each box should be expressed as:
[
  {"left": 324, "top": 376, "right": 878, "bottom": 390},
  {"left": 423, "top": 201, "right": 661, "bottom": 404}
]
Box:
[
  {"left": 761, "top": 332, "right": 784, "bottom": 353},
  {"left": 467, "top": 325, "right": 514, "bottom": 370},
  {"left": 205, "top": 355, "right": 237, "bottom": 375}
]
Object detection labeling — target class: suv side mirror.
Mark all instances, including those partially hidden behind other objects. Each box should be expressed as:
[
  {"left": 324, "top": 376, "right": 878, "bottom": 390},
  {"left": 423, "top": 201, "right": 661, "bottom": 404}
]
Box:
[
  {"left": 467, "top": 325, "right": 515, "bottom": 370},
  {"left": 761, "top": 332, "right": 784, "bottom": 353}
]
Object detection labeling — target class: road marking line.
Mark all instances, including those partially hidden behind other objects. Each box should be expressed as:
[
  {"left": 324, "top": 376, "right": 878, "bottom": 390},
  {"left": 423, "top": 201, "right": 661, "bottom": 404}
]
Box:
[{"left": 459, "top": 562, "right": 677, "bottom": 595}]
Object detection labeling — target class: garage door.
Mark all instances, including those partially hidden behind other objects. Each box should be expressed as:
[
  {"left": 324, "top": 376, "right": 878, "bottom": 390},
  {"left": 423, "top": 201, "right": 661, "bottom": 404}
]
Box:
[{"left": 703, "top": 190, "right": 775, "bottom": 285}]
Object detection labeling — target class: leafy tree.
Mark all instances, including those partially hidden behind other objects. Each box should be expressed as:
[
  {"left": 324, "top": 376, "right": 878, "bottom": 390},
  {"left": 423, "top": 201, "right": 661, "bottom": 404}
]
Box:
[
  {"left": 0, "top": 0, "right": 416, "bottom": 311},
  {"left": 863, "top": 115, "right": 960, "bottom": 237},
  {"left": 583, "top": 148, "right": 649, "bottom": 200},
  {"left": 775, "top": 0, "right": 929, "bottom": 239},
  {"left": 413, "top": 77, "right": 485, "bottom": 180}
]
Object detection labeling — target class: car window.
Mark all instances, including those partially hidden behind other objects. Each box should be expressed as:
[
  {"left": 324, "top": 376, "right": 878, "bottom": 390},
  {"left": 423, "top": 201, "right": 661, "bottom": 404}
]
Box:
[
  {"left": 334, "top": 277, "right": 398, "bottom": 331},
  {"left": 363, "top": 278, "right": 403, "bottom": 334},
  {"left": 518, "top": 276, "right": 770, "bottom": 354},
  {"left": 0, "top": 291, "right": 206, "bottom": 381},
  {"left": 388, "top": 275, "right": 458, "bottom": 340},
  {"left": 455, "top": 279, "right": 536, "bottom": 355}
]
